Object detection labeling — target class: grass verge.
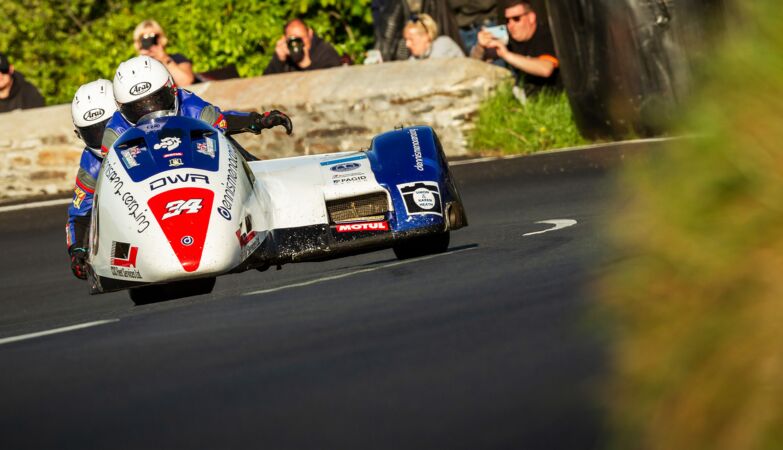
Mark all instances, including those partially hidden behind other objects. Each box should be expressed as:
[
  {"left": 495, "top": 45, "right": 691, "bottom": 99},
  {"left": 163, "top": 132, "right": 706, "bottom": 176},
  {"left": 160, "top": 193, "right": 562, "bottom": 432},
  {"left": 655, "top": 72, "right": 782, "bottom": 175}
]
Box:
[{"left": 468, "top": 83, "right": 587, "bottom": 155}]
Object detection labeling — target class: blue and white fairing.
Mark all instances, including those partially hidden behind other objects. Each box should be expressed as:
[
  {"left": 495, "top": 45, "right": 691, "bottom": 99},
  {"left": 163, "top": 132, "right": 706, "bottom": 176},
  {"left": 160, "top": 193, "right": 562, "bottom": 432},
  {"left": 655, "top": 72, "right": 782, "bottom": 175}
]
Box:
[{"left": 88, "top": 115, "right": 466, "bottom": 294}]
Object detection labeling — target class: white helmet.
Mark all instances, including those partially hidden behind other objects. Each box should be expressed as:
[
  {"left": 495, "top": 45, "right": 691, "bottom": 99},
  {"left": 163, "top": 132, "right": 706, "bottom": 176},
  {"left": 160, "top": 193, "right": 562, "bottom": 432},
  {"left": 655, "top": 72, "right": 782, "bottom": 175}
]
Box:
[
  {"left": 71, "top": 79, "right": 117, "bottom": 154},
  {"left": 113, "top": 55, "right": 178, "bottom": 124}
]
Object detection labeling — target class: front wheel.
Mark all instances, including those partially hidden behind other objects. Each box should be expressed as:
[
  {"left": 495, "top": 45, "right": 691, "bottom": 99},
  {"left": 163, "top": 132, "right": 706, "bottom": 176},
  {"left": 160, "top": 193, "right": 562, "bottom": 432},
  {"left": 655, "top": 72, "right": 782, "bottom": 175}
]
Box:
[
  {"left": 129, "top": 277, "right": 217, "bottom": 305},
  {"left": 393, "top": 232, "right": 450, "bottom": 260}
]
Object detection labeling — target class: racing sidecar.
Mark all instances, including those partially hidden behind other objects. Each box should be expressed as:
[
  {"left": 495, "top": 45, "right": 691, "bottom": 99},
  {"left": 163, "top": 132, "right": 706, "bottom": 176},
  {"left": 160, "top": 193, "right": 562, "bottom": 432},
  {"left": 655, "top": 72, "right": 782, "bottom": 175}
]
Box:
[{"left": 86, "top": 115, "right": 467, "bottom": 303}]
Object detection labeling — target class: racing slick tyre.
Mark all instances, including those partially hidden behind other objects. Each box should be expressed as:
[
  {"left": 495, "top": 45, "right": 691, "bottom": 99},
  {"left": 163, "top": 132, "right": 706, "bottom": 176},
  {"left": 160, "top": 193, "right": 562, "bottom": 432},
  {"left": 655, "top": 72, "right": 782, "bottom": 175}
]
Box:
[
  {"left": 129, "top": 277, "right": 217, "bottom": 305},
  {"left": 393, "top": 231, "right": 450, "bottom": 260}
]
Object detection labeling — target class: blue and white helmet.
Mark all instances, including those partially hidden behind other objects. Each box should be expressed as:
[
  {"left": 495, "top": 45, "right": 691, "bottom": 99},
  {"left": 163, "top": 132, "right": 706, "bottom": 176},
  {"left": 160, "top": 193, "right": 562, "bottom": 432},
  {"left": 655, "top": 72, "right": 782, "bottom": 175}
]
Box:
[
  {"left": 113, "top": 55, "right": 177, "bottom": 124},
  {"left": 71, "top": 79, "right": 117, "bottom": 156}
]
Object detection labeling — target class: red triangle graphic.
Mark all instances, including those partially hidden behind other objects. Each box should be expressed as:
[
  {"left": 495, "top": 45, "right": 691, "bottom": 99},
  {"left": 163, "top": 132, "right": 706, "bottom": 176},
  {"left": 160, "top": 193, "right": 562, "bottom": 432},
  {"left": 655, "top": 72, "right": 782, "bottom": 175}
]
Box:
[{"left": 148, "top": 187, "right": 214, "bottom": 272}]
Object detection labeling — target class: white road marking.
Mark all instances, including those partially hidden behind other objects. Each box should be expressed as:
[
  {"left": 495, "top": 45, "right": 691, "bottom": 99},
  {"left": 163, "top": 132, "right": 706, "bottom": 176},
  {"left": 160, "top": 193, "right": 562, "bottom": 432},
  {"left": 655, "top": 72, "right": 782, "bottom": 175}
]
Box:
[
  {"left": 0, "top": 198, "right": 71, "bottom": 214},
  {"left": 523, "top": 219, "right": 578, "bottom": 237},
  {"left": 243, "top": 247, "right": 476, "bottom": 297},
  {"left": 0, "top": 319, "right": 119, "bottom": 346}
]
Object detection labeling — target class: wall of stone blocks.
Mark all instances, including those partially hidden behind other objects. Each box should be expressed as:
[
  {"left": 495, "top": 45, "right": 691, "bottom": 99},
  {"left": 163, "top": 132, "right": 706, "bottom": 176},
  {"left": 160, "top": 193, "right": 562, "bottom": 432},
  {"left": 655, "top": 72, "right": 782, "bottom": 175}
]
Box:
[{"left": 0, "top": 58, "right": 509, "bottom": 202}]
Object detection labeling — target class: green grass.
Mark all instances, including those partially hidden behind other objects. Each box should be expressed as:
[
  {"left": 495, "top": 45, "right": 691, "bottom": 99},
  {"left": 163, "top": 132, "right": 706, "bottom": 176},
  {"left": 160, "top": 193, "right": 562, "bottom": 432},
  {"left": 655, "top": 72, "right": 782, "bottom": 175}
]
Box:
[{"left": 469, "top": 84, "right": 587, "bottom": 154}]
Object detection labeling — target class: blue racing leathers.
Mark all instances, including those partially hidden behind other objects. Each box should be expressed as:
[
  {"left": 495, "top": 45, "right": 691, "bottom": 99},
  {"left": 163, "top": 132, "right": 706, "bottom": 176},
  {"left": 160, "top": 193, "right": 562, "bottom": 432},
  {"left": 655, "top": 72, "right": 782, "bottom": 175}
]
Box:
[
  {"left": 66, "top": 88, "right": 248, "bottom": 251},
  {"left": 65, "top": 147, "right": 102, "bottom": 250}
]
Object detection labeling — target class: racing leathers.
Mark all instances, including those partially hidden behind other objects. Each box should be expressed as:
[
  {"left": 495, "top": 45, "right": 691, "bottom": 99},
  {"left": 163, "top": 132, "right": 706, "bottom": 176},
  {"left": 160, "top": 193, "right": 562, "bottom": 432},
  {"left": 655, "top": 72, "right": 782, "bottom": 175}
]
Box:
[{"left": 65, "top": 88, "right": 291, "bottom": 279}]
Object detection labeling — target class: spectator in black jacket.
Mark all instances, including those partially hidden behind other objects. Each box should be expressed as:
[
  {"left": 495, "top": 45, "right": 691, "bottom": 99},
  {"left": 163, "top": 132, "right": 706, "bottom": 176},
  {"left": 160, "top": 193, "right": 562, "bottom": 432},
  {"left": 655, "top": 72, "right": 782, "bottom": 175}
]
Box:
[
  {"left": 472, "top": 0, "right": 561, "bottom": 96},
  {"left": 264, "top": 19, "right": 342, "bottom": 75},
  {"left": 0, "top": 52, "right": 45, "bottom": 113},
  {"left": 449, "top": 0, "right": 498, "bottom": 54}
]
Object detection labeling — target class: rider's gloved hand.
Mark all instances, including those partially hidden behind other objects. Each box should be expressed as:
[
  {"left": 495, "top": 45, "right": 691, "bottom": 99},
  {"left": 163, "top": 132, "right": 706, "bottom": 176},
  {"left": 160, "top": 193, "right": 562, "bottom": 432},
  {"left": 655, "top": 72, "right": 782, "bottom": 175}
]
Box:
[
  {"left": 249, "top": 110, "right": 293, "bottom": 135},
  {"left": 69, "top": 246, "right": 89, "bottom": 280}
]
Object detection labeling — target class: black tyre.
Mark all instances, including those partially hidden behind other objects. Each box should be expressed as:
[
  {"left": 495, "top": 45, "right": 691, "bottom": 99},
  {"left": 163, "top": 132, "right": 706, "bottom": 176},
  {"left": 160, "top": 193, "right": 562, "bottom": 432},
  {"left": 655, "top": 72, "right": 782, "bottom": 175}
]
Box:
[
  {"left": 129, "top": 277, "right": 216, "bottom": 305},
  {"left": 393, "top": 232, "right": 450, "bottom": 260}
]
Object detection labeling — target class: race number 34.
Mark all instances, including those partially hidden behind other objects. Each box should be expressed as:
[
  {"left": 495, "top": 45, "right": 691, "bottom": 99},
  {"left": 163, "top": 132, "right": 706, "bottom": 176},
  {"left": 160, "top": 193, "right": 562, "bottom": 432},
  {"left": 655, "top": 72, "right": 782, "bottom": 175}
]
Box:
[{"left": 162, "top": 198, "right": 203, "bottom": 220}]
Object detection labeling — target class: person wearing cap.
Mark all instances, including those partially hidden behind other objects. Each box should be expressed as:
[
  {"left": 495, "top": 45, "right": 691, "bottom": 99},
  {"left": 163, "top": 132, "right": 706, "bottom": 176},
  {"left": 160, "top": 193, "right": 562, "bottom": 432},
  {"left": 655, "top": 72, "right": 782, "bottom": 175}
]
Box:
[
  {"left": 66, "top": 80, "right": 117, "bottom": 279},
  {"left": 0, "top": 52, "right": 45, "bottom": 113}
]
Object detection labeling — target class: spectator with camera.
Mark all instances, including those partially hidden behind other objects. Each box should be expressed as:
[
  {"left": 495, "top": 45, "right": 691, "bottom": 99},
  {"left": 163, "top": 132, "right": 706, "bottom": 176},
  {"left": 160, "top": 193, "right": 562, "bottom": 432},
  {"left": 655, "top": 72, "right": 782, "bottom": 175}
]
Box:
[
  {"left": 0, "top": 52, "right": 45, "bottom": 113},
  {"left": 133, "top": 19, "right": 195, "bottom": 87},
  {"left": 404, "top": 13, "right": 464, "bottom": 59},
  {"left": 264, "top": 19, "right": 342, "bottom": 75},
  {"left": 472, "top": 0, "right": 561, "bottom": 96}
]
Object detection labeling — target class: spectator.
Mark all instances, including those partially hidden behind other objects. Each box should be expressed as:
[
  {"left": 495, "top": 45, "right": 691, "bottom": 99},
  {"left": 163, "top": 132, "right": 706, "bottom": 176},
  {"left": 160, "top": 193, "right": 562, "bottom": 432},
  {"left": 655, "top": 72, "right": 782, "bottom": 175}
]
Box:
[
  {"left": 472, "top": 0, "right": 561, "bottom": 96},
  {"left": 0, "top": 52, "right": 45, "bottom": 113},
  {"left": 373, "top": 0, "right": 464, "bottom": 62},
  {"left": 133, "top": 19, "right": 195, "bottom": 87},
  {"left": 404, "top": 14, "right": 464, "bottom": 59},
  {"left": 264, "top": 19, "right": 342, "bottom": 75},
  {"left": 449, "top": 0, "right": 498, "bottom": 55}
]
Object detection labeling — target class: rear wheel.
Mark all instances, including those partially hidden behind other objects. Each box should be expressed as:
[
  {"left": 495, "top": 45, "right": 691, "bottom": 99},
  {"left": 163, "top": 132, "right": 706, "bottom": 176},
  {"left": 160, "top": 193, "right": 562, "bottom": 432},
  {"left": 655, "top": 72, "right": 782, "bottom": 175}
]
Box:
[
  {"left": 129, "top": 277, "right": 216, "bottom": 305},
  {"left": 393, "top": 232, "right": 450, "bottom": 260}
]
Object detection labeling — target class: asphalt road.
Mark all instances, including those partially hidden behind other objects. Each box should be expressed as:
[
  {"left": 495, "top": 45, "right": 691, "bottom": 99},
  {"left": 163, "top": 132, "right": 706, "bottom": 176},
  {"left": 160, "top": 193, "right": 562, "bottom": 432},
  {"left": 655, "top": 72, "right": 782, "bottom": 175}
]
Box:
[{"left": 0, "top": 142, "right": 656, "bottom": 449}]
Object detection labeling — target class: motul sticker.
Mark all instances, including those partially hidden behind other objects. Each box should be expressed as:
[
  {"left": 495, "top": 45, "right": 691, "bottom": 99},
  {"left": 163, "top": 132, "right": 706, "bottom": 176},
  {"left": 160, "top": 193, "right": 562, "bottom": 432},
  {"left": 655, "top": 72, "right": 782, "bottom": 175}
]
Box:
[
  {"left": 149, "top": 187, "right": 214, "bottom": 272},
  {"left": 335, "top": 221, "right": 389, "bottom": 233}
]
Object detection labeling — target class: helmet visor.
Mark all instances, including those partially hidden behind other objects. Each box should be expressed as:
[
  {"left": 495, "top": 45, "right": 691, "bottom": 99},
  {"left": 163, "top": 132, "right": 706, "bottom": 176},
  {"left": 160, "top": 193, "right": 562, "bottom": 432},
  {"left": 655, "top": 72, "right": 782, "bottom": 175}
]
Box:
[
  {"left": 120, "top": 85, "right": 176, "bottom": 124},
  {"left": 77, "top": 119, "right": 110, "bottom": 150}
]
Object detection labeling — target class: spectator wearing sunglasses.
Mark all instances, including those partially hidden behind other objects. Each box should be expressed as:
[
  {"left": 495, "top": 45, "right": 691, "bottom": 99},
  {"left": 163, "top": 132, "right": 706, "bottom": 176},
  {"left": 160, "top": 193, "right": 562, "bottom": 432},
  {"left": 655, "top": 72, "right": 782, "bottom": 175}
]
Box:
[
  {"left": 133, "top": 20, "right": 195, "bottom": 87},
  {"left": 0, "top": 52, "right": 45, "bottom": 113},
  {"left": 404, "top": 13, "right": 465, "bottom": 59},
  {"left": 472, "top": 0, "right": 561, "bottom": 96}
]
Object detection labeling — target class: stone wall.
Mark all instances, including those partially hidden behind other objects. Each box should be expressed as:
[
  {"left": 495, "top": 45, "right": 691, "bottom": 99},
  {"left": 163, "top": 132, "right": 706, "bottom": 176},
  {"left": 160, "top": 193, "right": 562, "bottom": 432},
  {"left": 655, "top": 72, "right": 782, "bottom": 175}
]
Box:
[{"left": 0, "top": 58, "right": 510, "bottom": 202}]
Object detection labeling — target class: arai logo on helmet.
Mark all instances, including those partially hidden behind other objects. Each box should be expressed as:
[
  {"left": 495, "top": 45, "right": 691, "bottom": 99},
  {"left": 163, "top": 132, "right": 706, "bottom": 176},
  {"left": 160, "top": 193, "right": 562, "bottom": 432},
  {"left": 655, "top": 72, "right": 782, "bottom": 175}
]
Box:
[
  {"left": 330, "top": 162, "right": 361, "bottom": 173},
  {"left": 83, "top": 108, "right": 105, "bottom": 122},
  {"left": 129, "top": 81, "right": 152, "bottom": 96}
]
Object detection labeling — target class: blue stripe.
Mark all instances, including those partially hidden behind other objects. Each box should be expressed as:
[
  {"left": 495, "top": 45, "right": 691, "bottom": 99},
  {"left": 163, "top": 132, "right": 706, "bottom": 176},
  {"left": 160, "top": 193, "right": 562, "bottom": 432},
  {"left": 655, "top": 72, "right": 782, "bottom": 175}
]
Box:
[{"left": 319, "top": 154, "right": 368, "bottom": 166}]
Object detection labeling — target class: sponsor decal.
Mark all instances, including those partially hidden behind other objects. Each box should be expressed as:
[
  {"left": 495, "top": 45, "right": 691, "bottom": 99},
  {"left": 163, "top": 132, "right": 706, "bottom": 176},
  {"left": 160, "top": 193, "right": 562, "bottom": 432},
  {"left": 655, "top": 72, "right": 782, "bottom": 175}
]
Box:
[
  {"left": 83, "top": 108, "right": 105, "bottom": 122},
  {"left": 330, "top": 162, "right": 362, "bottom": 173},
  {"left": 169, "top": 158, "right": 184, "bottom": 167},
  {"left": 149, "top": 173, "right": 210, "bottom": 191},
  {"left": 217, "top": 119, "right": 227, "bottom": 129},
  {"left": 216, "top": 147, "right": 238, "bottom": 221},
  {"left": 320, "top": 154, "right": 368, "bottom": 166},
  {"left": 104, "top": 162, "right": 151, "bottom": 233},
  {"left": 163, "top": 152, "right": 184, "bottom": 159},
  {"left": 397, "top": 181, "right": 442, "bottom": 216},
  {"left": 333, "top": 175, "right": 368, "bottom": 185},
  {"left": 154, "top": 136, "right": 182, "bottom": 151},
  {"left": 336, "top": 221, "right": 389, "bottom": 233},
  {"left": 162, "top": 198, "right": 204, "bottom": 220},
  {"left": 73, "top": 186, "right": 87, "bottom": 208},
  {"left": 129, "top": 81, "right": 152, "bottom": 96},
  {"left": 138, "top": 121, "right": 163, "bottom": 132},
  {"left": 121, "top": 149, "right": 140, "bottom": 169},
  {"left": 409, "top": 129, "right": 424, "bottom": 172},
  {"left": 236, "top": 215, "right": 261, "bottom": 260},
  {"left": 149, "top": 187, "right": 215, "bottom": 273},
  {"left": 110, "top": 241, "right": 142, "bottom": 279},
  {"left": 196, "top": 141, "right": 216, "bottom": 158}
]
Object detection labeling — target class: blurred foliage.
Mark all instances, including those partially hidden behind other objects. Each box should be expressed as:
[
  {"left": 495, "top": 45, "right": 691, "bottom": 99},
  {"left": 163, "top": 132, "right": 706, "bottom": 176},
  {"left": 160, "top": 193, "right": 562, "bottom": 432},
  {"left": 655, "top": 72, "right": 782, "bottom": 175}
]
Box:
[
  {"left": 469, "top": 84, "right": 587, "bottom": 154},
  {"left": 0, "top": 0, "right": 373, "bottom": 105},
  {"left": 600, "top": 1, "right": 783, "bottom": 449}
]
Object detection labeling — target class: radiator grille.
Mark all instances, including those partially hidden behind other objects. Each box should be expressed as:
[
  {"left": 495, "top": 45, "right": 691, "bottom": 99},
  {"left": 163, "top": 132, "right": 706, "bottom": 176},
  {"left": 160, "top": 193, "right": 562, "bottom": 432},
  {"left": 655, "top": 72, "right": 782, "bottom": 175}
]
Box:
[{"left": 326, "top": 192, "right": 389, "bottom": 223}]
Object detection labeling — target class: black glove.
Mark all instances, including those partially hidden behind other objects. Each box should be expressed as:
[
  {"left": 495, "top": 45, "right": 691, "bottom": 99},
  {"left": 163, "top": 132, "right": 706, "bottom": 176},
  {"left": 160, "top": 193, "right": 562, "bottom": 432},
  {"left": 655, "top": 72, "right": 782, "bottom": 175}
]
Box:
[
  {"left": 249, "top": 110, "right": 293, "bottom": 135},
  {"left": 69, "top": 246, "right": 89, "bottom": 280}
]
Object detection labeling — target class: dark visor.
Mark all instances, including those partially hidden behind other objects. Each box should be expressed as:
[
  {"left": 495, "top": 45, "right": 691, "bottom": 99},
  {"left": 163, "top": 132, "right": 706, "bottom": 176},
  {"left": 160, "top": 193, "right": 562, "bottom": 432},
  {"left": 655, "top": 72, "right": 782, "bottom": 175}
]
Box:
[
  {"left": 77, "top": 119, "right": 110, "bottom": 150},
  {"left": 120, "top": 85, "right": 176, "bottom": 124}
]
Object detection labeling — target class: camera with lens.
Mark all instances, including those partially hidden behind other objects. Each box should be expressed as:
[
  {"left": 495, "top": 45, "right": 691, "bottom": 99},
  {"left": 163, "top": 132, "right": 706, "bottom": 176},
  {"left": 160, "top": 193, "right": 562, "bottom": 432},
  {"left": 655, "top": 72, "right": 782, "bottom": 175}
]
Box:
[
  {"left": 286, "top": 37, "right": 305, "bottom": 64},
  {"left": 140, "top": 33, "right": 159, "bottom": 50}
]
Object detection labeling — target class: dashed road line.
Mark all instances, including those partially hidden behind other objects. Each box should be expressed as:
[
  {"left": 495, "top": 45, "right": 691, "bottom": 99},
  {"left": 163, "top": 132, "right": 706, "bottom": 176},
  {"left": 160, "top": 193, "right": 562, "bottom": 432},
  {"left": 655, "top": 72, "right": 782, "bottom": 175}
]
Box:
[
  {"left": 243, "top": 247, "right": 476, "bottom": 297},
  {"left": 0, "top": 319, "right": 120, "bottom": 346}
]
